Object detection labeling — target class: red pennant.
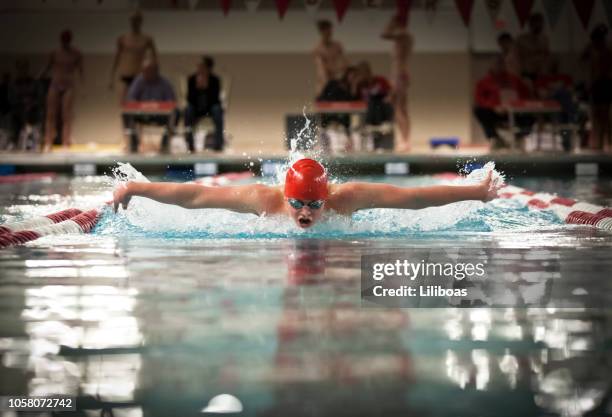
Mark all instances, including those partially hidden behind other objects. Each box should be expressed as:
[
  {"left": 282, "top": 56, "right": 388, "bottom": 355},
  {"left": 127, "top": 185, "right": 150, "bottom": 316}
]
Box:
[
  {"left": 454, "top": 0, "right": 474, "bottom": 26},
  {"left": 275, "top": 0, "right": 290, "bottom": 19},
  {"left": 220, "top": 0, "right": 231, "bottom": 15},
  {"left": 396, "top": 0, "right": 411, "bottom": 26},
  {"left": 332, "top": 0, "right": 351, "bottom": 22},
  {"left": 572, "top": 0, "right": 595, "bottom": 29},
  {"left": 512, "top": 0, "right": 535, "bottom": 27}
]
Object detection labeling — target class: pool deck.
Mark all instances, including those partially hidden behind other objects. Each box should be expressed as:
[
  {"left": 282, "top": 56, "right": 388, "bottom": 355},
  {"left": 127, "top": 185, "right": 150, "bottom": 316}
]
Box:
[{"left": 1, "top": 150, "right": 611, "bottom": 177}]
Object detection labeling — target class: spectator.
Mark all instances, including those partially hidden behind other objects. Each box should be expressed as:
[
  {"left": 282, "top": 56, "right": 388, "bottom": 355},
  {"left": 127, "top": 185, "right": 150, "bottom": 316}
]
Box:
[
  {"left": 109, "top": 10, "right": 158, "bottom": 101},
  {"left": 516, "top": 13, "right": 551, "bottom": 82},
  {"left": 0, "top": 73, "right": 11, "bottom": 149},
  {"left": 9, "top": 59, "right": 42, "bottom": 151},
  {"left": 41, "top": 30, "right": 84, "bottom": 152},
  {"left": 124, "top": 60, "right": 177, "bottom": 153},
  {"left": 184, "top": 56, "right": 224, "bottom": 152},
  {"left": 313, "top": 19, "right": 348, "bottom": 96},
  {"left": 581, "top": 24, "right": 612, "bottom": 151},
  {"left": 381, "top": 14, "right": 413, "bottom": 152},
  {"left": 317, "top": 66, "right": 360, "bottom": 137},
  {"left": 497, "top": 32, "right": 520, "bottom": 75},
  {"left": 356, "top": 61, "right": 393, "bottom": 126},
  {"left": 473, "top": 61, "right": 533, "bottom": 151}
]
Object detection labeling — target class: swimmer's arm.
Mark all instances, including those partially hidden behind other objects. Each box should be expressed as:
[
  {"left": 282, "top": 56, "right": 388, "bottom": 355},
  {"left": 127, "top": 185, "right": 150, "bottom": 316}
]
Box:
[
  {"left": 338, "top": 172, "right": 500, "bottom": 211},
  {"left": 113, "top": 182, "right": 269, "bottom": 215}
]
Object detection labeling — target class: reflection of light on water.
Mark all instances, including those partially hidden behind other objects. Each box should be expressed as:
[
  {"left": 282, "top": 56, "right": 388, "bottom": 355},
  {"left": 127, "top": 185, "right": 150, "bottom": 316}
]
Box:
[
  {"left": 445, "top": 350, "right": 469, "bottom": 389},
  {"left": 470, "top": 309, "right": 491, "bottom": 341},
  {"left": 472, "top": 350, "right": 490, "bottom": 390},
  {"left": 499, "top": 349, "right": 519, "bottom": 389}
]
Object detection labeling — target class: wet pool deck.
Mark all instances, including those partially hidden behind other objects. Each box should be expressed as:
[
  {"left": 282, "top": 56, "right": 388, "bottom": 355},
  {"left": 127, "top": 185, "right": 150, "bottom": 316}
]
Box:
[{"left": 1, "top": 151, "right": 611, "bottom": 177}]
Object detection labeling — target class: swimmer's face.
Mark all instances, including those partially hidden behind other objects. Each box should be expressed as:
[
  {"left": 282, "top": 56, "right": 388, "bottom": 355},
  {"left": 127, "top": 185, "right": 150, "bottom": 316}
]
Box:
[{"left": 286, "top": 198, "right": 325, "bottom": 229}]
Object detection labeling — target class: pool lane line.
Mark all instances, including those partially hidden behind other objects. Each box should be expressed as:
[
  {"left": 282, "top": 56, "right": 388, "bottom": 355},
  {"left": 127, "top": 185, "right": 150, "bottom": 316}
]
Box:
[
  {"left": 435, "top": 173, "right": 612, "bottom": 231},
  {"left": 0, "top": 208, "right": 103, "bottom": 249},
  {"left": 0, "top": 172, "right": 57, "bottom": 184},
  {"left": 0, "top": 208, "right": 83, "bottom": 235}
]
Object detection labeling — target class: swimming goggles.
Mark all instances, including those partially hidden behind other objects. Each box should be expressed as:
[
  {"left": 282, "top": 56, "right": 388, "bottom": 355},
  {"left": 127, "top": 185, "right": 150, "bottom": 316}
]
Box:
[{"left": 287, "top": 198, "right": 324, "bottom": 210}]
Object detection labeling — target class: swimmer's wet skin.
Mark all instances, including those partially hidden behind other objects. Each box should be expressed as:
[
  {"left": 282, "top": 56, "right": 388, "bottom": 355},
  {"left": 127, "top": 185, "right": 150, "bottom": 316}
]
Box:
[{"left": 113, "top": 158, "right": 502, "bottom": 229}]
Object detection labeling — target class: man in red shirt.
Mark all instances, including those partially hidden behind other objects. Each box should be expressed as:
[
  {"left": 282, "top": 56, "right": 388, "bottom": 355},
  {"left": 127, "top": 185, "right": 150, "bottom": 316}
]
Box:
[{"left": 473, "top": 62, "right": 533, "bottom": 150}]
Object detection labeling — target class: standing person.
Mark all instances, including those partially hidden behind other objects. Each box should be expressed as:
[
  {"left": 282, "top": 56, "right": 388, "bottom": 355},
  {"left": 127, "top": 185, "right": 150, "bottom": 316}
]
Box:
[
  {"left": 313, "top": 20, "right": 348, "bottom": 96},
  {"left": 109, "top": 10, "right": 158, "bottom": 101},
  {"left": 516, "top": 13, "right": 550, "bottom": 83},
  {"left": 41, "top": 30, "right": 84, "bottom": 152},
  {"left": 184, "top": 56, "right": 224, "bottom": 153},
  {"left": 381, "top": 15, "right": 413, "bottom": 152},
  {"left": 581, "top": 24, "right": 612, "bottom": 151},
  {"left": 497, "top": 32, "right": 521, "bottom": 75}
]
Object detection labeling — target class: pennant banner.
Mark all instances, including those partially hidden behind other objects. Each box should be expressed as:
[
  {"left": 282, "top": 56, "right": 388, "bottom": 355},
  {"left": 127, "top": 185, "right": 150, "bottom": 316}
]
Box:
[
  {"left": 245, "top": 0, "right": 260, "bottom": 12},
  {"left": 454, "top": 0, "right": 474, "bottom": 26},
  {"left": 275, "top": 0, "right": 290, "bottom": 19},
  {"left": 484, "top": 0, "right": 503, "bottom": 23},
  {"left": 605, "top": 0, "right": 612, "bottom": 28},
  {"left": 220, "top": 0, "right": 231, "bottom": 15},
  {"left": 542, "top": 0, "right": 565, "bottom": 28},
  {"left": 332, "top": 0, "right": 351, "bottom": 21},
  {"left": 512, "top": 0, "right": 535, "bottom": 27},
  {"left": 396, "top": 0, "right": 411, "bottom": 27},
  {"left": 572, "top": 0, "right": 595, "bottom": 29},
  {"left": 304, "top": 0, "right": 322, "bottom": 14}
]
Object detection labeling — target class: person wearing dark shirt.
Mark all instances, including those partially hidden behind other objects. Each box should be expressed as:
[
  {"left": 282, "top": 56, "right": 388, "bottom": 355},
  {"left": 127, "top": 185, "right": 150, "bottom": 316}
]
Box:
[
  {"left": 9, "top": 59, "right": 42, "bottom": 150},
  {"left": 124, "top": 60, "right": 178, "bottom": 153},
  {"left": 316, "top": 66, "right": 360, "bottom": 132},
  {"left": 184, "top": 56, "right": 224, "bottom": 152},
  {"left": 473, "top": 62, "right": 533, "bottom": 150}
]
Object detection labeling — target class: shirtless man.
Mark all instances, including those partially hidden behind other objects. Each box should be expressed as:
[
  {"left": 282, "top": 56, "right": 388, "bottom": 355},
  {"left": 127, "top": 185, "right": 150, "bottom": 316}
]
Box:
[
  {"left": 313, "top": 20, "right": 348, "bottom": 95},
  {"left": 113, "top": 158, "right": 501, "bottom": 229},
  {"left": 382, "top": 15, "right": 413, "bottom": 153},
  {"left": 41, "top": 30, "right": 84, "bottom": 152},
  {"left": 109, "top": 11, "right": 158, "bottom": 101}
]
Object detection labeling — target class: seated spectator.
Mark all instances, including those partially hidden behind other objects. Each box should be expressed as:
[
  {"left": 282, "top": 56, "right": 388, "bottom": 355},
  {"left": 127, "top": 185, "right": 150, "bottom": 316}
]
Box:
[
  {"left": 184, "top": 56, "right": 224, "bottom": 152},
  {"left": 9, "top": 59, "right": 43, "bottom": 151},
  {"left": 124, "top": 60, "right": 178, "bottom": 153},
  {"left": 356, "top": 61, "right": 393, "bottom": 126},
  {"left": 316, "top": 66, "right": 360, "bottom": 133},
  {"left": 473, "top": 62, "right": 534, "bottom": 150},
  {"left": 0, "top": 73, "right": 10, "bottom": 149}
]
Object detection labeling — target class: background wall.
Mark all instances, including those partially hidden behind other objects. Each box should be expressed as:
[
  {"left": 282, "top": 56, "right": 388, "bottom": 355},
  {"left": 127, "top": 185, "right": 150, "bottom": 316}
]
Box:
[{"left": 0, "top": 0, "right": 603, "bottom": 152}]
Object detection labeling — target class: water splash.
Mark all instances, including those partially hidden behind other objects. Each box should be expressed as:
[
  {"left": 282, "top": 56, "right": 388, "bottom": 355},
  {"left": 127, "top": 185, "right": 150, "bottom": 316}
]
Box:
[{"left": 97, "top": 161, "right": 562, "bottom": 239}]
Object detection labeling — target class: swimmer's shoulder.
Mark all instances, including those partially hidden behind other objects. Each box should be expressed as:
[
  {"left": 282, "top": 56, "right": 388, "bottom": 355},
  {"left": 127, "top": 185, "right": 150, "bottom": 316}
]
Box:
[{"left": 326, "top": 183, "right": 357, "bottom": 215}]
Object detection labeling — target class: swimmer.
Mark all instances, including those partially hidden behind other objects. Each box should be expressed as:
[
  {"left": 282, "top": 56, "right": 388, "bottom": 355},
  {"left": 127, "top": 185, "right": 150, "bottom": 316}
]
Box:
[{"left": 113, "top": 159, "right": 501, "bottom": 229}]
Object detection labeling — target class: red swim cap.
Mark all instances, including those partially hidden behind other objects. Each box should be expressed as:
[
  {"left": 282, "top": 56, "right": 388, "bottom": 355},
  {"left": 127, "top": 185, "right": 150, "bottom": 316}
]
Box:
[{"left": 284, "top": 158, "right": 329, "bottom": 201}]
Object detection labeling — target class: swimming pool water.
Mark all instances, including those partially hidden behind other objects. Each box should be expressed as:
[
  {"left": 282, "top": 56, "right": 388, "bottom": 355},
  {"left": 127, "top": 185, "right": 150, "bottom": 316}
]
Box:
[{"left": 1, "top": 174, "right": 612, "bottom": 416}]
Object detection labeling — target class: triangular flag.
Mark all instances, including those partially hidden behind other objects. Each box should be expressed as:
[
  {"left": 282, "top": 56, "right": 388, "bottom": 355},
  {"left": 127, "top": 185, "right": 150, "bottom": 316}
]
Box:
[
  {"left": 512, "top": 0, "right": 535, "bottom": 27},
  {"left": 454, "top": 0, "right": 474, "bottom": 26},
  {"left": 542, "top": 0, "right": 566, "bottom": 28},
  {"left": 604, "top": 0, "right": 612, "bottom": 27},
  {"left": 396, "top": 0, "right": 411, "bottom": 27},
  {"left": 332, "top": 0, "right": 351, "bottom": 22},
  {"left": 275, "top": 0, "right": 290, "bottom": 19},
  {"left": 424, "top": 0, "right": 439, "bottom": 25},
  {"left": 484, "top": 0, "right": 503, "bottom": 23},
  {"left": 572, "top": 0, "right": 595, "bottom": 29},
  {"left": 220, "top": 0, "right": 231, "bottom": 15},
  {"left": 245, "top": 0, "right": 260, "bottom": 12},
  {"left": 362, "top": 0, "right": 383, "bottom": 9},
  {"left": 304, "top": 0, "right": 322, "bottom": 14}
]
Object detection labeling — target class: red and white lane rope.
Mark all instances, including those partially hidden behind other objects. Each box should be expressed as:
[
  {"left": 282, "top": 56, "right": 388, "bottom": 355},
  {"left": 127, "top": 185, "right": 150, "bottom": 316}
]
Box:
[
  {"left": 435, "top": 172, "right": 612, "bottom": 231},
  {"left": 0, "top": 208, "right": 103, "bottom": 249},
  {"left": 0, "top": 208, "right": 83, "bottom": 235},
  {"left": 0, "top": 171, "right": 253, "bottom": 248},
  {"left": 498, "top": 185, "right": 612, "bottom": 231}
]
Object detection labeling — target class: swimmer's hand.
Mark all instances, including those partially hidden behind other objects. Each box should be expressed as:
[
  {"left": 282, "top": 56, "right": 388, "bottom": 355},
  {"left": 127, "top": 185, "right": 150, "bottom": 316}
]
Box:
[
  {"left": 478, "top": 171, "right": 503, "bottom": 202},
  {"left": 113, "top": 182, "right": 132, "bottom": 212}
]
